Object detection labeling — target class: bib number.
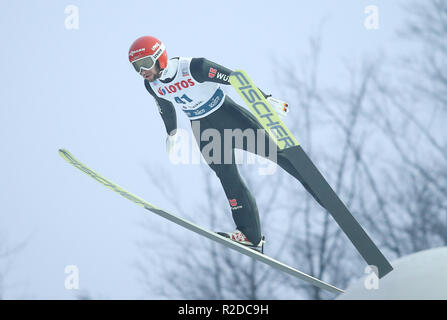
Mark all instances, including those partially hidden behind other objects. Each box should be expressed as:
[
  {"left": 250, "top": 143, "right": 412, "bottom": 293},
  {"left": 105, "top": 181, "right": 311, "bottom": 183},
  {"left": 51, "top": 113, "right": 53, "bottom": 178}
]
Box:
[{"left": 174, "top": 94, "right": 193, "bottom": 104}]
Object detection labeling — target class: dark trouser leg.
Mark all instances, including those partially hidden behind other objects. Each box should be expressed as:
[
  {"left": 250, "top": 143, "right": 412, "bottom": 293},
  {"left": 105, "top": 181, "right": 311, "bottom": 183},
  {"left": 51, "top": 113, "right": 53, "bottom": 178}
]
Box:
[
  {"left": 208, "top": 161, "right": 262, "bottom": 245},
  {"left": 230, "top": 97, "right": 328, "bottom": 211},
  {"left": 192, "top": 113, "right": 262, "bottom": 245}
]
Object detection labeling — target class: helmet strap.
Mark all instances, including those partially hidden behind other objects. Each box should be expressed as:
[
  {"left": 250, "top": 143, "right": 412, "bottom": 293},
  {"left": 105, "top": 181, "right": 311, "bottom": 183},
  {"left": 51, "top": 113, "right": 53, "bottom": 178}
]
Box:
[{"left": 156, "top": 61, "right": 164, "bottom": 77}]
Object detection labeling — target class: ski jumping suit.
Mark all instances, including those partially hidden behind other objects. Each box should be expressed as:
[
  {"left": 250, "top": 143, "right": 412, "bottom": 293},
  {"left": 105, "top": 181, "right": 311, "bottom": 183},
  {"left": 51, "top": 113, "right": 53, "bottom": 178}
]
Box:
[{"left": 144, "top": 57, "right": 324, "bottom": 245}]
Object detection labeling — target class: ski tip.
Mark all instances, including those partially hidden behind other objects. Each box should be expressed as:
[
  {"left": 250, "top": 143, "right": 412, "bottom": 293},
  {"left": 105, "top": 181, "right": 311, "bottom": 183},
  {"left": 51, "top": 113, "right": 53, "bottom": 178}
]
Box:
[
  {"left": 58, "top": 149, "right": 67, "bottom": 158},
  {"left": 58, "top": 149, "right": 73, "bottom": 162}
]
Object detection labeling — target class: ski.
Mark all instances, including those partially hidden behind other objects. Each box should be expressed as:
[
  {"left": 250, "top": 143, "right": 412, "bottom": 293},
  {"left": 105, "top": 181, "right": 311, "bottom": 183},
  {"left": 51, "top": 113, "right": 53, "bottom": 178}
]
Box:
[
  {"left": 229, "top": 70, "right": 393, "bottom": 278},
  {"left": 59, "top": 148, "right": 344, "bottom": 294}
]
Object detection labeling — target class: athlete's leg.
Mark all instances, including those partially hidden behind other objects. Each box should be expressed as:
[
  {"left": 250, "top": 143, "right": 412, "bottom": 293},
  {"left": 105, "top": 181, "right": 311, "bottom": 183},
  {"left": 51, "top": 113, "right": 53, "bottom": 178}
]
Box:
[
  {"left": 191, "top": 106, "right": 262, "bottom": 245},
  {"left": 207, "top": 159, "right": 262, "bottom": 244},
  {"left": 225, "top": 96, "right": 327, "bottom": 210}
]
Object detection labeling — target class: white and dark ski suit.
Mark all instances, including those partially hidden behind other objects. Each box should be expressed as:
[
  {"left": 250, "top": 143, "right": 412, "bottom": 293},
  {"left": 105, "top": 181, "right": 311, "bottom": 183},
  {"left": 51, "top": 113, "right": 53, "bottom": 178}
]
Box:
[{"left": 144, "top": 57, "right": 324, "bottom": 244}]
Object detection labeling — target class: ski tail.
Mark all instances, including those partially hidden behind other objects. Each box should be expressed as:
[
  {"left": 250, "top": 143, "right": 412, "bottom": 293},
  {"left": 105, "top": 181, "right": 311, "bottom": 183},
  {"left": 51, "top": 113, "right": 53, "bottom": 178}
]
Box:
[
  {"left": 229, "top": 70, "right": 393, "bottom": 278},
  {"left": 229, "top": 70, "right": 299, "bottom": 151}
]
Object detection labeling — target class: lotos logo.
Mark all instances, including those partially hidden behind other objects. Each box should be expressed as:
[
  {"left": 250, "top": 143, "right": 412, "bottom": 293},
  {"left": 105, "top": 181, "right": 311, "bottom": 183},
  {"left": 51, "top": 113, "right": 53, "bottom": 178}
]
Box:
[
  {"left": 129, "top": 48, "right": 145, "bottom": 57},
  {"left": 208, "top": 67, "right": 217, "bottom": 78},
  {"left": 157, "top": 78, "right": 195, "bottom": 96}
]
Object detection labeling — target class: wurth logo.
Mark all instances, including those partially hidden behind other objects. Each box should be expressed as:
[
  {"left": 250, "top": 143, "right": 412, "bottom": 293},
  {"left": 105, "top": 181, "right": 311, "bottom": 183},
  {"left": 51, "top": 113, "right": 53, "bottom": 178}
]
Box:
[
  {"left": 208, "top": 68, "right": 229, "bottom": 82},
  {"left": 157, "top": 78, "right": 195, "bottom": 95},
  {"left": 208, "top": 68, "right": 217, "bottom": 78},
  {"left": 216, "top": 72, "right": 229, "bottom": 82}
]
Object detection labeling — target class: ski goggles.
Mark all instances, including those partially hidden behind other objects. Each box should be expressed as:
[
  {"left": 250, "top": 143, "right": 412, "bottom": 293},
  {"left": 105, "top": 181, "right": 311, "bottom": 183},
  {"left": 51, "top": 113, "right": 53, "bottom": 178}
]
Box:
[{"left": 131, "top": 43, "right": 165, "bottom": 73}]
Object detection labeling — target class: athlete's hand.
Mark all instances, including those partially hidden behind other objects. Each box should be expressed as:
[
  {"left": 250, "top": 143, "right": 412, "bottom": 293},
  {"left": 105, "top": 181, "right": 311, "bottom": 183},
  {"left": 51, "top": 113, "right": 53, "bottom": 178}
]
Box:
[
  {"left": 165, "top": 131, "right": 179, "bottom": 156},
  {"left": 267, "top": 97, "right": 289, "bottom": 118}
]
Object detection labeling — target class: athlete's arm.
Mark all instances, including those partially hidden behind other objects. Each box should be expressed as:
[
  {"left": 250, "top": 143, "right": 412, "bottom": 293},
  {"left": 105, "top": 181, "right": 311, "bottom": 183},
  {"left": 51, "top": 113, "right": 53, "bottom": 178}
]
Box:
[
  {"left": 144, "top": 79, "right": 177, "bottom": 135},
  {"left": 189, "top": 57, "right": 271, "bottom": 98}
]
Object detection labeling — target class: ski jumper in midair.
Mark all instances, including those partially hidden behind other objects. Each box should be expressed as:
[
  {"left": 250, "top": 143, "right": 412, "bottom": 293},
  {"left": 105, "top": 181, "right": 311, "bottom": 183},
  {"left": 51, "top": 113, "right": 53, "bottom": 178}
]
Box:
[{"left": 129, "top": 36, "right": 324, "bottom": 249}]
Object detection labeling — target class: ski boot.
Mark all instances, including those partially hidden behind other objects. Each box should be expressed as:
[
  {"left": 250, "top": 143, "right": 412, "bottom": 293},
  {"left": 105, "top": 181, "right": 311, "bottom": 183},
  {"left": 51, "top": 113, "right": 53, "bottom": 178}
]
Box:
[{"left": 217, "top": 229, "right": 265, "bottom": 254}]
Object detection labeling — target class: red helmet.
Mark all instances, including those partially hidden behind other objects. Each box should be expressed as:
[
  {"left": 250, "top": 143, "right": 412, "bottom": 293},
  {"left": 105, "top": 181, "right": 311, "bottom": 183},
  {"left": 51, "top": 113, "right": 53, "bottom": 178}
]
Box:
[{"left": 128, "top": 36, "right": 168, "bottom": 72}]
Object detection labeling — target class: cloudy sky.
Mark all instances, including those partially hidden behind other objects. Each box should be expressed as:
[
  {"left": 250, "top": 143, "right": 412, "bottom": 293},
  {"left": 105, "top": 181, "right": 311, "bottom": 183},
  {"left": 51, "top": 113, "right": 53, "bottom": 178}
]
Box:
[{"left": 0, "top": 0, "right": 406, "bottom": 298}]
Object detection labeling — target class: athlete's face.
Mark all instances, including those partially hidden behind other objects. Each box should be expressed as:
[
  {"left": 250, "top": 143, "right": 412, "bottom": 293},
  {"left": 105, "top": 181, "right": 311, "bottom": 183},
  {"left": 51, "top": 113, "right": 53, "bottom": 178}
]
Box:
[{"left": 140, "top": 63, "right": 160, "bottom": 82}]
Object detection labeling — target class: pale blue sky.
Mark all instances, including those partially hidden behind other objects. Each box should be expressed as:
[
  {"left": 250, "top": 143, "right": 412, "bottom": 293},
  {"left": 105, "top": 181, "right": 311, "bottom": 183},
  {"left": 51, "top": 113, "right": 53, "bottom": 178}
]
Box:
[{"left": 0, "top": 0, "right": 405, "bottom": 298}]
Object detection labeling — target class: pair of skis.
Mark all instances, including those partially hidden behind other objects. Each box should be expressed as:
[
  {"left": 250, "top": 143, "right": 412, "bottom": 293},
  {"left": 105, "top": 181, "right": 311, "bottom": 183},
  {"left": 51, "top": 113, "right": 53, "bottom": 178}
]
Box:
[{"left": 59, "top": 70, "right": 392, "bottom": 295}]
